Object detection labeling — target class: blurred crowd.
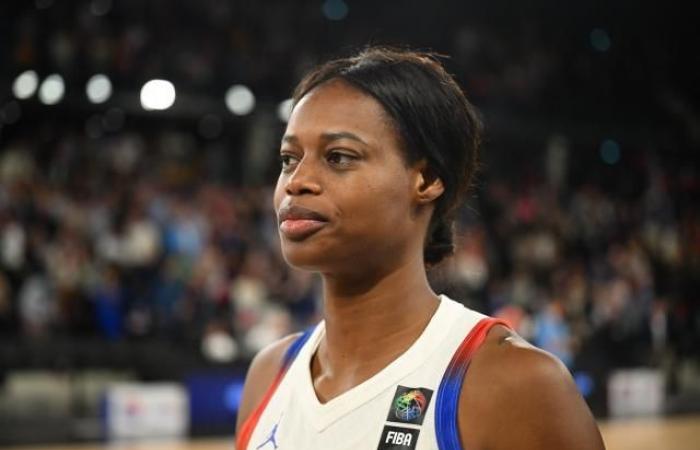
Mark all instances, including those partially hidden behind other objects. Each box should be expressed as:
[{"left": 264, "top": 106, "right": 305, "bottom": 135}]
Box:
[
  {"left": 1, "top": 123, "right": 698, "bottom": 376},
  {"left": 0, "top": 129, "right": 320, "bottom": 362},
  {"left": 439, "top": 155, "right": 699, "bottom": 373},
  {"left": 1, "top": 0, "right": 697, "bottom": 395}
]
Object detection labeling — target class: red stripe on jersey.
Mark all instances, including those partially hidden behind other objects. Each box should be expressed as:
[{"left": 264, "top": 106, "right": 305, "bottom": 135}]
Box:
[{"left": 236, "top": 368, "right": 286, "bottom": 450}]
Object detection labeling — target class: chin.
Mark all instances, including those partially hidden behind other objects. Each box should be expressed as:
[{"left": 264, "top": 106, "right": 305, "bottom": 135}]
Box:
[
  {"left": 279, "top": 241, "right": 333, "bottom": 272},
  {"left": 280, "top": 238, "right": 383, "bottom": 277}
]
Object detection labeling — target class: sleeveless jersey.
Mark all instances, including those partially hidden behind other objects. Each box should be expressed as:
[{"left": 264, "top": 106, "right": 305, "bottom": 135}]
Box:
[{"left": 236, "top": 295, "right": 509, "bottom": 450}]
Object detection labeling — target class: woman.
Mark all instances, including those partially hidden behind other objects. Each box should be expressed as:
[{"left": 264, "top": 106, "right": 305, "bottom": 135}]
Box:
[{"left": 235, "top": 46, "right": 605, "bottom": 450}]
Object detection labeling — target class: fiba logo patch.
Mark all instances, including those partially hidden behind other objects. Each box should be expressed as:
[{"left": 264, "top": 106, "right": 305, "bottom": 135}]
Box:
[
  {"left": 377, "top": 425, "right": 420, "bottom": 450},
  {"left": 395, "top": 390, "right": 425, "bottom": 421},
  {"left": 387, "top": 386, "right": 433, "bottom": 425}
]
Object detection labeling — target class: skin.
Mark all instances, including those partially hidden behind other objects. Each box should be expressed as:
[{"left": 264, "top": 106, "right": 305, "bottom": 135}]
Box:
[{"left": 236, "top": 79, "right": 605, "bottom": 450}]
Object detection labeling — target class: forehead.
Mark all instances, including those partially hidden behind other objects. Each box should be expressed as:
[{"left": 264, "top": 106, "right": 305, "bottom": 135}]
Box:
[{"left": 285, "top": 80, "right": 397, "bottom": 145}]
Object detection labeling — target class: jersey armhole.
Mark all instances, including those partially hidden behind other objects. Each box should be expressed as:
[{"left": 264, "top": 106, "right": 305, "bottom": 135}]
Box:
[
  {"left": 434, "top": 317, "right": 511, "bottom": 450},
  {"left": 235, "top": 327, "right": 315, "bottom": 450}
]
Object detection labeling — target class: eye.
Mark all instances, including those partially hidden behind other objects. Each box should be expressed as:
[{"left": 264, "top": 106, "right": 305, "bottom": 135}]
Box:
[
  {"left": 280, "top": 152, "right": 300, "bottom": 172},
  {"left": 326, "top": 150, "right": 357, "bottom": 167}
]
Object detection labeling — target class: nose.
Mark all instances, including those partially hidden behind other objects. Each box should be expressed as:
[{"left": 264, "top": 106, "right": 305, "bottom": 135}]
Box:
[{"left": 284, "top": 159, "right": 322, "bottom": 196}]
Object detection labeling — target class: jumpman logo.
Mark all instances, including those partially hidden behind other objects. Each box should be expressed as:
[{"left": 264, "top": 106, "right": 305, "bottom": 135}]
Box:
[{"left": 256, "top": 414, "right": 282, "bottom": 450}]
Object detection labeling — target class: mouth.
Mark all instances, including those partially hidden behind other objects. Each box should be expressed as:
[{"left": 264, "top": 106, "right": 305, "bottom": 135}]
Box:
[
  {"left": 277, "top": 204, "right": 329, "bottom": 241},
  {"left": 279, "top": 218, "right": 327, "bottom": 240}
]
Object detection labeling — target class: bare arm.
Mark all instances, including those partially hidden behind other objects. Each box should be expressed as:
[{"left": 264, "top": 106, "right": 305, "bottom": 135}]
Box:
[
  {"left": 459, "top": 326, "right": 606, "bottom": 450},
  {"left": 235, "top": 333, "right": 301, "bottom": 434}
]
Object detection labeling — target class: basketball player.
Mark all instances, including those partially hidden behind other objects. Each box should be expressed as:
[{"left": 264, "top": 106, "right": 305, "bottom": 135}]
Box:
[{"left": 235, "top": 47, "right": 605, "bottom": 450}]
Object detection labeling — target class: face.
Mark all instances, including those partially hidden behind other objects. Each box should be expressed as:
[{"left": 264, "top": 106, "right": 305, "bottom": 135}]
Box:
[{"left": 273, "top": 80, "right": 433, "bottom": 275}]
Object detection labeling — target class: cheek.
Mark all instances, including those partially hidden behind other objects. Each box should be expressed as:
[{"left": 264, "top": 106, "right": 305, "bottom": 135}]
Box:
[
  {"left": 272, "top": 174, "right": 286, "bottom": 212},
  {"left": 341, "top": 170, "right": 412, "bottom": 235}
]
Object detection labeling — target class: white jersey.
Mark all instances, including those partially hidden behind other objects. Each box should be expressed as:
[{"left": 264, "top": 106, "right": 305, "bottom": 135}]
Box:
[{"left": 237, "top": 295, "right": 508, "bottom": 450}]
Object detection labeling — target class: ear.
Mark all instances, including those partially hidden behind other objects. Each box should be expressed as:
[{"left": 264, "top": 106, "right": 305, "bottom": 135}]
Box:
[{"left": 413, "top": 160, "right": 445, "bottom": 205}]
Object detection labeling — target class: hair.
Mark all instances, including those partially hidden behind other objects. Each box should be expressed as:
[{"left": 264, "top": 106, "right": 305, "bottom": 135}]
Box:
[{"left": 291, "top": 46, "right": 483, "bottom": 266}]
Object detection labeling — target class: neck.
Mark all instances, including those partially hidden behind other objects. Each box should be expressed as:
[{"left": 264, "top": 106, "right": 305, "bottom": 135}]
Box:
[{"left": 315, "top": 256, "right": 440, "bottom": 383}]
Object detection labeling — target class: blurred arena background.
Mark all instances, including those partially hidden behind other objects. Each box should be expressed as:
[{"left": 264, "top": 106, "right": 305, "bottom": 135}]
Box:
[{"left": 0, "top": 0, "right": 698, "bottom": 448}]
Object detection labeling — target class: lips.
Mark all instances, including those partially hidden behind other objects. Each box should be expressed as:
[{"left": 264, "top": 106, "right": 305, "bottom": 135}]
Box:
[{"left": 277, "top": 204, "right": 329, "bottom": 240}]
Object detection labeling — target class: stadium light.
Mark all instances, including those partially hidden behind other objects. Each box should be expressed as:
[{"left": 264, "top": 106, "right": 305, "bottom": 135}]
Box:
[
  {"left": 86, "top": 74, "right": 112, "bottom": 104},
  {"left": 277, "top": 98, "right": 294, "bottom": 123},
  {"left": 38, "top": 74, "right": 65, "bottom": 105},
  {"left": 12, "top": 70, "right": 39, "bottom": 99},
  {"left": 140, "top": 79, "right": 176, "bottom": 111},
  {"left": 225, "top": 85, "right": 255, "bottom": 116}
]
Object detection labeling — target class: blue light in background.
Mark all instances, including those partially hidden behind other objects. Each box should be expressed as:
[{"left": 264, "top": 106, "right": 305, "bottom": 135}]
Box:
[
  {"left": 225, "top": 381, "right": 245, "bottom": 413},
  {"left": 590, "top": 28, "right": 611, "bottom": 52},
  {"left": 322, "top": 0, "right": 349, "bottom": 21},
  {"left": 186, "top": 373, "right": 245, "bottom": 427},
  {"left": 574, "top": 371, "right": 595, "bottom": 398},
  {"left": 600, "top": 139, "right": 621, "bottom": 165}
]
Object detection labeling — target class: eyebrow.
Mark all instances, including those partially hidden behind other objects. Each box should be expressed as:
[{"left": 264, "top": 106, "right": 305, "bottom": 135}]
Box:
[{"left": 281, "top": 131, "right": 369, "bottom": 146}]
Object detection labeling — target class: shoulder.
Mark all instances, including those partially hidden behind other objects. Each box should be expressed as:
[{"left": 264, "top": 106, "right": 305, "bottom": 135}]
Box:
[
  {"left": 235, "top": 332, "right": 304, "bottom": 433},
  {"left": 458, "top": 325, "right": 605, "bottom": 450}
]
